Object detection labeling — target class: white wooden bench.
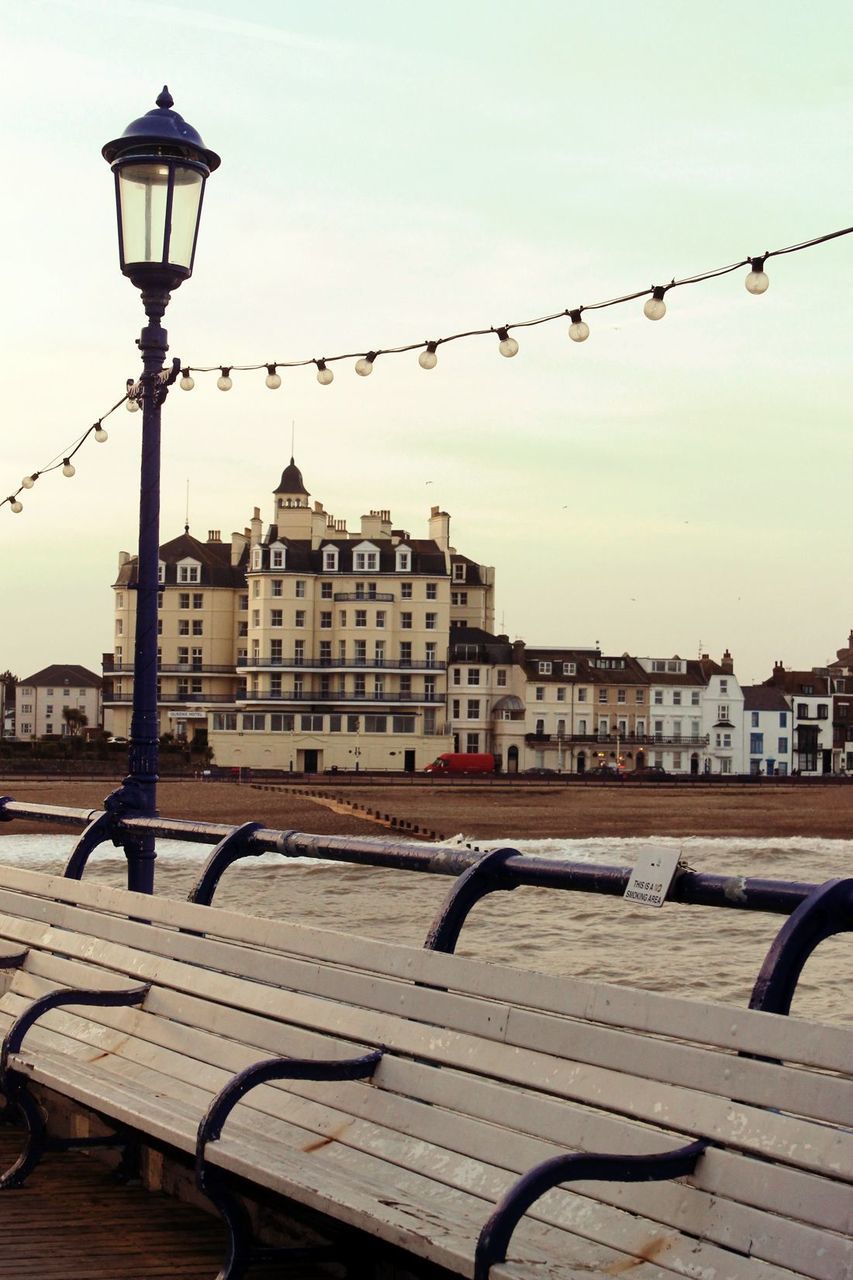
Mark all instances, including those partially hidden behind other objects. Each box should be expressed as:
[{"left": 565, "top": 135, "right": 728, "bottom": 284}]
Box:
[{"left": 0, "top": 864, "right": 849, "bottom": 1280}]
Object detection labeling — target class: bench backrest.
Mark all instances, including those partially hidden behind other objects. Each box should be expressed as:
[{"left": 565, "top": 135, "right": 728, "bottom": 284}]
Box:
[{"left": 0, "top": 864, "right": 850, "bottom": 1280}]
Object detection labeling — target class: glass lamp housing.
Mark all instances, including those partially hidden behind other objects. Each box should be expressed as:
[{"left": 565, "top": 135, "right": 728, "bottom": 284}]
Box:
[{"left": 103, "top": 88, "right": 219, "bottom": 292}]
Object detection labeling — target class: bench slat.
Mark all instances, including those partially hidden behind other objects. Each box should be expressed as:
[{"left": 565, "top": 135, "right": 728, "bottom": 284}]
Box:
[{"left": 0, "top": 868, "right": 847, "bottom": 1072}]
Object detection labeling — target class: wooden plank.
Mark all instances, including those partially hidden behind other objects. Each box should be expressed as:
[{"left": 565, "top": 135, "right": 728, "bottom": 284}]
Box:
[
  {"left": 1, "top": 893, "right": 847, "bottom": 1128},
  {"left": 0, "top": 866, "right": 848, "bottom": 1072},
  {"left": 2, "top": 918, "right": 850, "bottom": 1182}
]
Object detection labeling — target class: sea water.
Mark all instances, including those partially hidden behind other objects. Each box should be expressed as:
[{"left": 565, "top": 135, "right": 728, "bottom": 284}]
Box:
[{"left": 0, "top": 833, "right": 849, "bottom": 1023}]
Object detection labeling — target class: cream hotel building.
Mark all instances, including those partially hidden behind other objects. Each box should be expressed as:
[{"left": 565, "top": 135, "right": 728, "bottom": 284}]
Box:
[{"left": 105, "top": 460, "right": 495, "bottom": 771}]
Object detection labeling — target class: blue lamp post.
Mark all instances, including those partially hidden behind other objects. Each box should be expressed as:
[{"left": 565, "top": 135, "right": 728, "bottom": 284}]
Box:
[{"left": 102, "top": 88, "right": 219, "bottom": 893}]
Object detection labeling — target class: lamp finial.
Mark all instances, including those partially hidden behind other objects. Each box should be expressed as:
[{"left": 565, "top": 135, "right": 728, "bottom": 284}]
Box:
[{"left": 156, "top": 86, "right": 174, "bottom": 110}]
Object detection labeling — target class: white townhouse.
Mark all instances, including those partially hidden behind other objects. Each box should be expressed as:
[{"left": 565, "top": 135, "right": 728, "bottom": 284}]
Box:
[
  {"left": 703, "top": 651, "right": 745, "bottom": 775},
  {"left": 761, "top": 663, "right": 833, "bottom": 776},
  {"left": 742, "top": 686, "right": 793, "bottom": 777}
]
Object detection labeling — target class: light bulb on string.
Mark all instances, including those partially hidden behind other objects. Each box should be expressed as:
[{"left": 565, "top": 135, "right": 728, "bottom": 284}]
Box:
[
  {"left": 643, "top": 286, "right": 667, "bottom": 321},
  {"left": 419, "top": 342, "right": 438, "bottom": 370},
  {"left": 21, "top": 474, "right": 37, "bottom": 489},
  {"left": 355, "top": 353, "right": 376, "bottom": 377},
  {"left": 126, "top": 396, "right": 139, "bottom": 413},
  {"left": 62, "top": 459, "right": 75, "bottom": 478},
  {"left": 568, "top": 309, "right": 590, "bottom": 343},
  {"left": 94, "top": 425, "right": 108, "bottom": 443},
  {"left": 9, "top": 497, "right": 22, "bottom": 514},
  {"left": 745, "top": 257, "right": 769, "bottom": 294},
  {"left": 496, "top": 327, "right": 519, "bottom": 357},
  {"left": 316, "top": 359, "right": 334, "bottom": 385},
  {"left": 179, "top": 368, "right": 195, "bottom": 391},
  {"left": 217, "top": 367, "right": 233, "bottom": 391},
  {"left": 265, "top": 364, "right": 282, "bottom": 389}
]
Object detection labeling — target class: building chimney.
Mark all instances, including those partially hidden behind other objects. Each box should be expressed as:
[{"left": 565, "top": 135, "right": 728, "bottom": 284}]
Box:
[
  {"left": 230, "top": 531, "right": 247, "bottom": 566},
  {"left": 428, "top": 507, "right": 451, "bottom": 552},
  {"left": 118, "top": 551, "right": 130, "bottom": 568},
  {"left": 207, "top": 530, "right": 221, "bottom": 543},
  {"left": 771, "top": 660, "right": 786, "bottom": 685},
  {"left": 250, "top": 506, "right": 262, "bottom": 546},
  {"left": 720, "top": 649, "right": 734, "bottom": 675}
]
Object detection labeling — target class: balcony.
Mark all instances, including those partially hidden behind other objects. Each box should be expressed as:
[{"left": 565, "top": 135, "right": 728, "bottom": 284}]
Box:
[
  {"left": 103, "top": 694, "right": 237, "bottom": 705},
  {"left": 239, "top": 657, "right": 445, "bottom": 671},
  {"left": 523, "top": 732, "right": 710, "bottom": 748},
  {"left": 109, "top": 663, "right": 237, "bottom": 675},
  {"left": 332, "top": 592, "right": 395, "bottom": 602},
  {"left": 238, "top": 691, "right": 446, "bottom": 704}
]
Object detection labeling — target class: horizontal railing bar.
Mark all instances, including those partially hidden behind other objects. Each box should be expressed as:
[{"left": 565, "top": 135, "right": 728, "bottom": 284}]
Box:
[{"left": 0, "top": 799, "right": 818, "bottom": 915}]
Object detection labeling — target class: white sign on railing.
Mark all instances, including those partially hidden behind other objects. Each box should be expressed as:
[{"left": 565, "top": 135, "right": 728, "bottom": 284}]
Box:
[{"left": 624, "top": 847, "right": 682, "bottom": 908}]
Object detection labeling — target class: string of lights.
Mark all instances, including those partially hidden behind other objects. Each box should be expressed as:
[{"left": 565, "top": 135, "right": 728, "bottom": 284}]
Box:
[
  {"left": 2, "top": 389, "right": 130, "bottom": 514},
  {"left": 4, "top": 220, "right": 852, "bottom": 515},
  {"left": 176, "top": 222, "right": 853, "bottom": 388}
]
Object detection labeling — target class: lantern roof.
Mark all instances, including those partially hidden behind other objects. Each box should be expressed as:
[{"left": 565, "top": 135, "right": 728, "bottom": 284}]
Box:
[{"left": 102, "top": 86, "right": 220, "bottom": 172}]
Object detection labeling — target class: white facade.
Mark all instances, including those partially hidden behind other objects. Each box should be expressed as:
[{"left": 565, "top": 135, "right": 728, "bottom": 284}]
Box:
[
  {"left": 743, "top": 700, "right": 793, "bottom": 776},
  {"left": 703, "top": 670, "right": 744, "bottom": 775}
]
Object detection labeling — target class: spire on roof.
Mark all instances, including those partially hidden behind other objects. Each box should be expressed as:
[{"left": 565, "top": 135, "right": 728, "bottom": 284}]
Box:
[{"left": 274, "top": 456, "right": 309, "bottom": 496}]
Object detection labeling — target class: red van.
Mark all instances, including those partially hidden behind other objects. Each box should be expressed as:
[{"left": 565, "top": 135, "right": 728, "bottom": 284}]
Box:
[{"left": 424, "top": 752, "right": 497, "bottom": 776}]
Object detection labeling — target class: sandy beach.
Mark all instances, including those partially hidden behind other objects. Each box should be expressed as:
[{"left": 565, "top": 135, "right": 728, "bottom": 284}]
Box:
[{"left": 4, "top": 776, "right": 853, "bottom": 840}]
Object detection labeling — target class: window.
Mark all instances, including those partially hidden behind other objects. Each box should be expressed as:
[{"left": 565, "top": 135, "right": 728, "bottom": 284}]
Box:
[
  {"left": 396, "top": 547, "right": 411, "bottom": 572},
  {"left": 496, "top": 670, "right": 507, "bottom": 687},
  {"left": 723, "top": 733, "right": 732, "bottom": 748},
  {"left": 295, "top": 580, "right": 305, "bottom": 597},
  {"left": 354, "top": 549, "right": 379, "bottom": 571},
  {"left": 721, "top": 758, "right": 732, "bottom": 774},
  {"left": 393, "top": 715, "right": 416, "bottom": 733},
  {"left": 452, "top": 563, "right": 466, "bottom": 582},
  {"left": 720, "top": 679, "right": 728, "bottom": 694},
  {"left": 179, "top": 592, "right": 190, "bottom": 609},
  {"left": 242, "top": 714, "right": 266, "bottom": 731},
  {"left": 251, "top": 610, "right": 260, "bottom": 627},
  {"left": 780, "top": 711, "right": 787, "bottom": 727},
  {"left": 253, "top": 581, "right": 260, "bottom": 598},
  {"left": 374, "top": 641, "right": 385, "bottom": 664},
  {"left": 691, "top": 691, "right": 700, "bottom": 705},
  {"left": 295, "top": 610, "right": 305, "bottom": 628},
  {"left": 191, "top": 678, "right": 203, "bottom": 694},
  {"left": 425, "top": 642, "right": 437, "bottom": 665},
  {"left": 467, "top": 699, "right": 480, "bottom": 719},
  {"left": 178, "top": 619, "right": 190, "bottom": 636},
  {"left": 451, "top": 591, "right": 468, "bottom": 605},
  {"left": 452, "top": 699, "right": 461, "bottom": 719},
  {"left": 192, "top": 619, "right": 203, "bottom": 636},
  {"left": 213, "top": 713, "right": 237, "bottom": 730},
  {"left": 401, "top": 582, "right": 412, "bottom": 599},
  {"left": 237, "top": 621, "right": 248, "bottom": 637},
  {"left": 557, "top": 718, "right": 566, "bottom": 735},
  {"left": 177, "top": 647, "right": 189, "bottom": 665},
  {"left": 364, "top": 715, "right": 387, "bottom": 732},
  {"left": 538, "top": 661, "right": 552, "bottom": 674},
  {"left": 158, "top": 562, "right": 165, "bottom": 584},
  {"left": 271, "top": 579, "right": 283, "bottom": 597},
  {"left": 339, "top": 610, "right": 347, "bottom": 628},
  {"left": 577, "top": 719, "right": 587, "bottom": 734},
  {"left": 672, "top": 691, "right": 681, "bottom": 706},
  {"left": 577, "top": 688, "right": 587, "bottom": 702},
  {"left": 554, "top": 687, "right": 564, "bottom": 702},
  {"left": 191, "top": 647, "right": 203, "bottom": 670},
  {"left": 400, "top": 641, "right": 412, "bottom": 663},
  {"left": 802, "top": 684, "right": 814, "bottom": 695},
  {"left": 653, "top": 690, "right": 663, "bottom": 705},
  {"left": 425, "top": 612, "right": 437, "bottom": 630},
  {"left": 751, "top": 711, "right": 759, "bottom": 727},
  {"left": 268, "top": 546, "right": 284, "bottom": 569},
  {"left": 157, "top": 593, "right": 163, "bottom": 608},
  {"left": 817, "top": 704, "right": 829, "bottom": 719},
  {"left": 636, "top": 690, "right": 645, "bottom": 703},
  {"left": 178, "top": 562, "right": 200, "bottom": 583},
  {"left": 535, "top": 686, "right": 545, "bottom": 702},
  {"left": 376, "top": 610, "right": 386, "bottom": 629},
  {"left": 301, "top": 714, "right": 323, "bottom": 731},
  {"left": 355, "top": 609, "right": 367, "bottom": 628},
  {"left": 270, "top": 713, "right": 294, "bottom": 731},
  {"left": 466, "top": 733, "right": 480, "bottom": 753},
  {"left": 240, "top": 594, "right": 249, "bottom": 610},
  {"left": 617, "top": 689, "right": 626, "bottom": 704},
  {"left": 672, "top": 752, "right": 682, "bottom": 770},
  {"left": 193, "top": 592, "right": 203, "bottom": 609},
  {"left": 115, "top": 618, "right": 123, "bottom": 635},
  {"left": 797, "top": 702, "right": 808, "bottom": 719},
  {"left": 401, "top": 612, "right": 412, "bottom": 630},
  {"left": 270, "top": 639, "right": 282, "bottom": 661},
  {"left": 323, "top": 548, "right": 339, "bottom": 571},
  {"left": 535, "top": 718, "right": 545, "bottom": 735},
  {"left": 563, "top": 662, "right": 576, "bottom": 675},
  {"left": 426, "top": 583, "right": 437, "bottom": 600},
  {"left": 717, "top": 704, "right": 730, "bottom": 721},
  {"left": 598, "top": 689, "right": 608, "bottom": 703},
  {"left": 316, "top": 611, "right": 330, "bottom": 630},
  {"left": 294, "top": 639, "right": 305, "bottom": 661},
  {"left": 778, "top": 737, "right": 788, "bottom": 753},
  {"left": 467, "top": 669, "right": 480, "bottom": 685}
]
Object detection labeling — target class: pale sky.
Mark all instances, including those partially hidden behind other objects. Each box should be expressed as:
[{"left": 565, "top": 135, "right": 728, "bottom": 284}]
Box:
[{"left": 2, "top": 0, "right": 853, "bottom": 685}]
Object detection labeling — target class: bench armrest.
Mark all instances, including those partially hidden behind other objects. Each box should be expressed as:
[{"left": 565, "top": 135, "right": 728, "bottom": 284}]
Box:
[
  {"left": 195, "top": 1048, "right": 383, "bottom": 1184},
  {"left": 474, "top": 1138, "right": 707, "bottom": 1280},
  {"left": 0, "top": 984, "right": 150, "bottom": 1088}
]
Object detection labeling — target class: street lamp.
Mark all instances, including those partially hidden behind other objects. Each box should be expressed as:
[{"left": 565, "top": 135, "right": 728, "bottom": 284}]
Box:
[{"left": 102, "top": 88, "right": 219, "bottom": 893}]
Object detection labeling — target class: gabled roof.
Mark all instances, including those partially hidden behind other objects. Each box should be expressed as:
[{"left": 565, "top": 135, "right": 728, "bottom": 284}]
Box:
[
  {"left": 115, "top": 532, "right": 248, "bottom": 588},
  {"left": 20, "top": 664, "right": 102, "bottom": 689},
  {"left": 762, "top": 669, "right": 830, "bottom": 696},
  {"left": 743, "top": 686, "right": 789, "bottom": 712},
  {"left": 257, "top": 535, "right": 447, "bottom": 576}
]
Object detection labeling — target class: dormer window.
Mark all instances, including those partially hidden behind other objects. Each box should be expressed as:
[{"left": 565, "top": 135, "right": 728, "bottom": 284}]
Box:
[
  {"left": 251, "top": 547, "right": 263, "bottom": 571},
  {"left": 353, "top": 541, "right": 379, "bottom": 572},
  {"left": 177, "top": 558, "right": 201, "bottom": 584},
  {"left": 452, "top": 562, "right": 466, "bottom": 583},
  {"left": 322, "top": 545, "right": 339, "bottom": 572},
  {"left": 157, "top": 561, "right": 166, "bottom": 584},
  {"left": 563, "top": 662, "right": 576, "bottom": 675},
  {"left": 396, "top": 545, "right": 412, "bottom": 573},
  {"left": 538, "top": 661, "right": 552, "bottom": 674},
  {"left": 269, "top": 542, "right": 286, "bottom": 569}
]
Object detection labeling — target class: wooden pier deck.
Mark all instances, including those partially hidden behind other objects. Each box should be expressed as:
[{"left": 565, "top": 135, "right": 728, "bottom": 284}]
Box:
[{"left": 0, "top": 1123, "right": 328, "bottom": 1279}]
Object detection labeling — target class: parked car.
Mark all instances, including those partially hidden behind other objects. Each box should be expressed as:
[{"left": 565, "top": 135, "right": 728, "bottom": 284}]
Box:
[
  {"left": 587, "top": 765, "right": 624, "bottom": 778},
  {"left": 424, "top": 752, "right": 497, "bottom": 776},
  {"left": 524, "top": 767, "right": 558, "bottom": 776},
  {"left": 634, "top": 765, "right": 668, "bottom": 779}
]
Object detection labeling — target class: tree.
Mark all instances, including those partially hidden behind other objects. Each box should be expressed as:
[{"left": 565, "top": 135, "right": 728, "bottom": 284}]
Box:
[{"left": 62, "top": 707, "right": 88, "bottom": 737}]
